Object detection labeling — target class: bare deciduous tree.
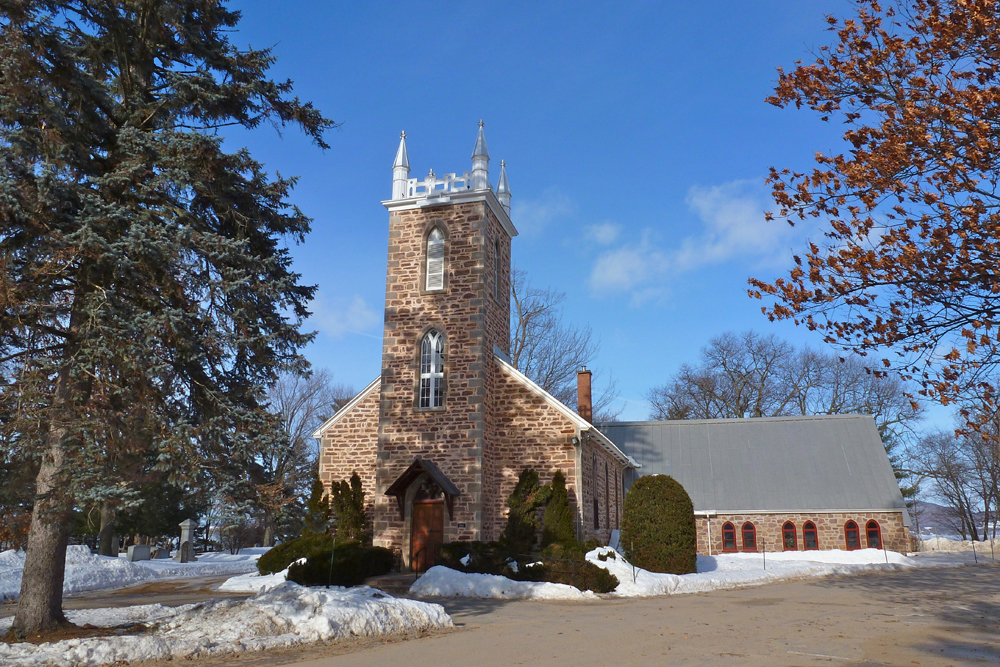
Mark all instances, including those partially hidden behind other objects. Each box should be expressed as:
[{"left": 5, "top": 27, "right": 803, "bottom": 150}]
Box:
[
  {"left": 253, "top": 370, "right": 355, "bottom": 545},
  {"left": 646, "top": 331, "right": 921, "bottom": 437},
  {"left": 509, "top": 266, "right": 620, "bottom": 420}
]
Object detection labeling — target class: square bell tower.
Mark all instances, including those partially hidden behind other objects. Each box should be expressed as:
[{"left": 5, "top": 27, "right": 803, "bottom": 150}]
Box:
[{"left": 373, "top": 123, "right": 517, "bottom": 567}]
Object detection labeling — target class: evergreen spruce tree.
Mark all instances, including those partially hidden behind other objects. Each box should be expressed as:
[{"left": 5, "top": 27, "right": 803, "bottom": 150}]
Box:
[
  {"left": 541, "top": 471, "right": 576, "bottom": 548},
  {"left": 0, "top": 1, "right": 333, "bottom": 635}
]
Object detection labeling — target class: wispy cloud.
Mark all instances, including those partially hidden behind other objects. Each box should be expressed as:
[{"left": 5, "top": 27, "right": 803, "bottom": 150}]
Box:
[
  {"left": 588, "top": 179, "right": 806, "bottom": 302},
  {"left": 309, "top": 293, "right": 381, "bottom": 339},
  {"left": 585, "top": 222, "right": 622, "bottom": 245},
  {"left": 511, "top": 187, "right": 574, "bottom": 236}
]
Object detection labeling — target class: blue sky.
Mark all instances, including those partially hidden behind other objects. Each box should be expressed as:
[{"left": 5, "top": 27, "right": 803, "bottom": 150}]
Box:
[{"left": 225, "top": 0, "right": 949, "bottom": 427}]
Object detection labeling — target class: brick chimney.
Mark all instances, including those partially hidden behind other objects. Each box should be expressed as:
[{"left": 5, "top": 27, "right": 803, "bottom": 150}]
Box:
[{"left": 577, "top": 367, "right": 593, "bottom": 423}]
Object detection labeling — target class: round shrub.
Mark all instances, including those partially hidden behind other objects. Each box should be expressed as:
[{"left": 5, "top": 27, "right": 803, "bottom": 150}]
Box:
[
  {"left": 287, "top": 544, "right": 394, "bottom": 587},
  {"left": 620, "top": 475, "right": 696, "bottom": 575},
  {"left": 258, "top": 534, "right": 357, "bottom": 575}
]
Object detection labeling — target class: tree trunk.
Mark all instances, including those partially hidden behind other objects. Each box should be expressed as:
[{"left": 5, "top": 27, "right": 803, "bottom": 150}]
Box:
[
  {"left": 12, "top": 369, "right": 76, "bottom": 636},
  {"left": 98, "top": 503, "right": 117, "bottom": 557}
]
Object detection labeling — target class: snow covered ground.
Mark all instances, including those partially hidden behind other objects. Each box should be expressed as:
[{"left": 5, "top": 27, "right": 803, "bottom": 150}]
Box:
[
  {"left": 217, "top": 567, "right": 289, "bottom": 593},
  {"left": 409, "top": 546, "right": 975, "bottom": 601},
  {"left": 0, "top": 546, "right": 265, "bottom": 602},
  {"left": 917, "top": 536, "right": 1000, "bottom": 553},
  {"left": 0, "top": 582, "right": 452, "bottom": 667},
  {"left": 410, "top": 566, "right": 599, "bottom": 600}
]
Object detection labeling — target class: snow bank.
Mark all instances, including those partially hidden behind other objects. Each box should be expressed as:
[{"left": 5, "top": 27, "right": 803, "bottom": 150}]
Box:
[
  {"left": 0, "top": 582, "right": 452, "bottom": 667},
  {"left": 409, "top": 566, "right": 598, "bottom": 600},
  {"left": 586, "top": 547, "right": 919, "bottom": 597},
  {"left": 0, "top": 546, "right": 264, "bottom": 602}
]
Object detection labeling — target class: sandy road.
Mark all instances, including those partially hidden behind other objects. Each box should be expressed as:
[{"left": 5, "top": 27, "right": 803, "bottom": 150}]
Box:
[{"left": 291, "top": 564, "right": 1000, "bottom": 667}]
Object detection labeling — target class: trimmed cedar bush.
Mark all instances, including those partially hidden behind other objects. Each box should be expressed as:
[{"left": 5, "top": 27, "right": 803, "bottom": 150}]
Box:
[
  {"left": 302, "top": 476, "right": 331, "bottom": 536},
  {"left": 258, "top": 534, "right": 342, "bottom": 575},
  {"left": 287, "top": 543, "right": 394, "bottom": 587},
  {"left": 620, "top": 474, "right": 696, "bottom": 575},
  {"left": 541, "top": 471, "right": 576, "bottom": 548},
  {"left": 500, "top": 468, "right": 550, "bottom": 555},
  {"left": 329, "top": 472, "right": 366, "bottom": 541}
]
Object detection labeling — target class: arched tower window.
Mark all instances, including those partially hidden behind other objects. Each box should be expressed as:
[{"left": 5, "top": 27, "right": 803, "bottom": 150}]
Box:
[
  {"left": 782, "top": 521, "right": 797, "bottom": 551},
  {"left": 742, "top": 522, "right": 757, "bottom": 552},
  {"left": 721, "top": 522, "right": 737, "bottom": 552},
  {"left": 418, "top": 330, "right": 444, "bottom": 408},
  {"left": 803, "top": 521, "right": 819, "bottom": 550},
  {"left": 425, "top": 228, "right": 445, "bottom": 291},
  {"left": 866, "top": 520, "right": 882, "bottom": 549},
  {"left": 845, "top": 521, "right": 860, "bottom": 550}
]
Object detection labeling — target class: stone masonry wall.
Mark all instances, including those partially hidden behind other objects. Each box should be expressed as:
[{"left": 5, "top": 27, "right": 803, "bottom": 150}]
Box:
[
  {"left": 580, "top": 438, "right": 625, "bottom": 545},
  {"left": 694, "top": 511, "right": 909, "bottom": 555},
  {"left": 317, "top": 384, "right": 380, "bottom": 533},
  {"left": 482, "top": 360, "right": 580, "bottom": 543},
  {"left": 483, "top": 206, "right": 511, "bottom": 357},
  {"left": 374, "top": 202, "right": 492, "bottom": 556}
]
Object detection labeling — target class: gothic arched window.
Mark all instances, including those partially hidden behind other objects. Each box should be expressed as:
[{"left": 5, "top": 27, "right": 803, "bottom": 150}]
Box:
[
  {"left": 721, "top": 522, "right": 737, "bottom": 552},
  {"left": 845, "top": 521, "right": 860, "bottom": 550},
  {"left": 742, "top": 522, "right": 757, "bottom": 552},
  {"left": 803, "top": 521, "right": 819, "bottom": 550},
  {"left": 418, "top": 330, "right": 444, "bottom": 408},
  {"left": 425, "top": 228, "right": 445, "bottom": 291},
  {"left": 782, "top": 521, "right": 797, "bottom": 551},
  {"left": 866, "top": 520, "right": 882, "bottom": 549}
]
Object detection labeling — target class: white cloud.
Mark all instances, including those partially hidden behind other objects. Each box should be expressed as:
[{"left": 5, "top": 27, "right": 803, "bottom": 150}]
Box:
[
  {"left": 309, "top": 293, "right": 381, "bottom": 339},
  {"left": 589, "top": 231, "right": 668, "bottom": 294},
  {"left": 585, "top": 222, "right": 622, "bottom": 245},
  {"left": 511, "top": 187, "right": 574, "bottom": 236},
  {"left": 588, "top": 179, "right": 808, "bottom": 301}
]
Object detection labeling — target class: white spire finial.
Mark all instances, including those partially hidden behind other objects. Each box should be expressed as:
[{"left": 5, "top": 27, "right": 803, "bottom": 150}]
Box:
[
  {"left": 471, "top": 120, "right": 489, "bottom": 190},
  {"left": 496, "top": 159, "right": 511, "bottom": 215},
  {"left": 392, "top": 131, "right": 410, "bottom": 199}
]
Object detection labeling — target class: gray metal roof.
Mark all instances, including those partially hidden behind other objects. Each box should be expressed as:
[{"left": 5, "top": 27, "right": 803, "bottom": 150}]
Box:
[{"left": 597, "top": 414, "right": 908, "bottom": 524}]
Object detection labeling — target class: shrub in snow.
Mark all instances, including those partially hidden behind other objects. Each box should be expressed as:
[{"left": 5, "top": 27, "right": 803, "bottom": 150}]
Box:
[
  {"left": 621, "top": 475, "right": 696, "bottom": 575},
  {"left": 541, "top": 471, "right": 576, "bottom": 548},
  {"left": 287, "top": 544, "right": 394, "bottom": 587},
  {"left": 257, "top": 534, "right": 338, "bottom": 575},
  {"left": 302, "top": 475, "right": 331, "bottom": 536},
  {"left": 437, "top": 541, "right": 513, "bottom": 575},
  {"left": 522, "top": 544, "right": 619, "bottom": 593}
]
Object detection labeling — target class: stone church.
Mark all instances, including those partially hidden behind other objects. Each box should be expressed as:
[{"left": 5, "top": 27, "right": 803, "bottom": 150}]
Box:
[
  {"left": 313, "top": 124, "right": 634, "bottom": 570},
  {"left": 314, "top": 124, "right": 910, "bottom": 570}
]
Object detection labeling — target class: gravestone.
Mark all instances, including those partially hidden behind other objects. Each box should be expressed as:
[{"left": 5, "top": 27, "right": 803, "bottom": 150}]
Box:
[
  {"left": 152, "top": 547, "right": 171, "bottom": 559},
  {"left": 175, "top": 518, "right": 198, "bottom": 563},
  {"left": 127, "top": 544, "right": 151, "bottom": 562}
]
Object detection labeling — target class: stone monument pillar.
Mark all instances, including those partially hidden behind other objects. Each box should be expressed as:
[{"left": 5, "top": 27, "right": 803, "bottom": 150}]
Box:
[{"left": 175, "top": 518, "right": 198, "bottom": 562}]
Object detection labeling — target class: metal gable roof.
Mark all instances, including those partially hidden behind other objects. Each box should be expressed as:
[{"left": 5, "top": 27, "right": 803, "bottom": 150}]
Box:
[{"left": 597, "top": 414, "right": 908, "bottom": 524}]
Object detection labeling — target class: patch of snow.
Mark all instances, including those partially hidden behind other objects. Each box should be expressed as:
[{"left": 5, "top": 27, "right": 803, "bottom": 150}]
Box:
[
  {"left": 586, "top": 547, "right": 920, "bottom": 597},
  {"left": 459, "top": 554, "right": 471, "bottom": 566},
  {"left": 0, "top": 582, "right": 452, "bottom": 667},
  {"left": 410, "top": 566, "right": 598, "bottom": 600},
  {"left": 217, "top": 568, "right": 288, "bottom": 593},
  {"left": 0, "top": 546, "right": 265, "bottom": 603}
]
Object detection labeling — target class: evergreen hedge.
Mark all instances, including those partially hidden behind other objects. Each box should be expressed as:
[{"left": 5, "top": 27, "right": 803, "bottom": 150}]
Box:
[
  {"left": 620, "top": 475, "right": 696, "bottom": 575},
  {"left": 258, "top": 534, "right": 343, "bottom": 575},
  {"left": 541, "top": 471, "right": 576, "bottom": 548},
  {"left": 287, "top": 544, "right": 394, "bottom": 587}
]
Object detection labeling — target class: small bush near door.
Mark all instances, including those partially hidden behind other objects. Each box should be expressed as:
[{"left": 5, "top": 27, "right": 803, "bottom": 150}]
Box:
[
  {"left": 620, "top": 474, "right": 696, "bottom": 575},
  {"left": 287, "top": 544, "right": 395, "bottom": 587}
]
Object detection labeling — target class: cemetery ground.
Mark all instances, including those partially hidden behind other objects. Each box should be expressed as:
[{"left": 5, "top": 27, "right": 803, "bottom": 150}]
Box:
[{"left": 3, "top": 558, "right": 999, "bottom": 666}]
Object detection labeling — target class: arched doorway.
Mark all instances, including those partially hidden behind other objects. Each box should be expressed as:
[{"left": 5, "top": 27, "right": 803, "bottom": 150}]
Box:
[{"left": 410, "top": 478, "right": 444, "bottom": 572}]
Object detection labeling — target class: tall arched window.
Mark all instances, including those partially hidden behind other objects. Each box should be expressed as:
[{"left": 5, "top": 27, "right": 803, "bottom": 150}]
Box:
[
  {"left": 592, "top": 453, "right": 599, "bottom": 530},
  {"left": 742, "top": 522, "right": 757, "bottom": 552},
  {"left": 721, "top": 522, "right": 737, "bottom": 552},
  {"left": 845, "top": 521, "right": 860, "bottom": 550},
  {"left": 782, "top": 521, "right": 797, "bottom": 551},
  {"left": 425, "top": 228, "right": 445, "bottom": 291},
  {"left": 803, "top": 521, "right": 819, "bottom": 550},
  {"left": 418, "top": 330, "right": 444, "bottom": 408},
  {"left": 866, "top": 520, "right": 882, "bottom": 549}
]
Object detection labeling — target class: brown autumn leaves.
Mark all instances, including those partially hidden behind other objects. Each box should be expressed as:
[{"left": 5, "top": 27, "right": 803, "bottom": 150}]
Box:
[{"left": 751, "top": 0, "right": 1000, "bottom": 426}]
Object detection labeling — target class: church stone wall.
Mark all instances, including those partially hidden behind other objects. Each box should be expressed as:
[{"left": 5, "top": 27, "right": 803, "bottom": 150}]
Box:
[
  {"left": 483, "top": 360, "right": 581, "bottom": 543},
  {"left": 580, "top": 438, "right": 625, "bottom": 545},
  {"left": 694, "top": 511, "right": 909, "bottom": 556},
  {"left": 317, "top": 386, "right": 380, "bottom": 532}
]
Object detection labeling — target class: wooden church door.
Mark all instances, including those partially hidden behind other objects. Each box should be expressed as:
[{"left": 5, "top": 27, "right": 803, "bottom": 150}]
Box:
[{"left": 410, "top": 499, "right": 443, "bottom": 572}]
